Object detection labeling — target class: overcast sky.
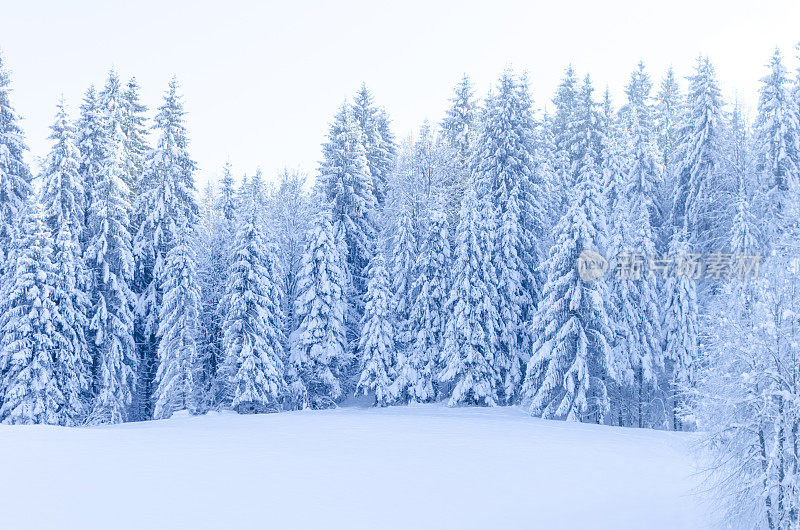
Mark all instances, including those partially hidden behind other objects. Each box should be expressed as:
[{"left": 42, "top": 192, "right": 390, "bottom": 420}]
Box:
[{"left": 3, "top": 0, "right": 799, "bottom": 188}]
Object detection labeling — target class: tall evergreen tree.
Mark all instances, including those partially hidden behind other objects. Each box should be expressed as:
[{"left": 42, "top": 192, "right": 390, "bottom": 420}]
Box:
[
  {"left": 355, "top": 249, "right": 396, "bottom": 406},
  {"left": 0, "top": 205, "right": 71, "bottom": 425},
  {"left": 0, "top": 52, "right": 32, "bottom": 279},
  {"left": 40, "top": 99, "right": 91, "bottom": 423},
  {"left": 352, "top": 84, "right": 395, "bottom": 208},
  {"left": 672, "top": 57, "right": 727, "bottom": 251},
  {"left": 390, "top": 209, "right": 416, "bottom": 352},
  {"left": 474, "top": 69, "right": 540, "bottom": 401},
  {"left": 133, "top": 78, "right": 198, "bottom": 419},
  {"left": 153, "top": 218, "right": 201, "bottom": 418},
  {"left": 84, "top": 74, "right": 137, "bottom": 424},
  {"left": 522, "top": 152, "right": 614, "bottom": 422},
  {"left": 288, "top": 212, "right": 347, "bottom": 409},
  {"left": 219, "top": 200, "right": 286, "bottom": 414},
  {"left": 395, "top": 209, "right": 450, "bottom": 403},
  {"left": 441, "top": 74, "right": 477, "bottom": 166},
  {"left": 439, "top": 186, "right": 500, "bottom": 407},
  {"left": 75, "top": 85, "right": 105, "bottom": 227},
  {"left": 318, "top": 103, "right": 376, "bottom": 347},
  {"left": 754, "top": 48, "right": 800, "bottom": 242}
]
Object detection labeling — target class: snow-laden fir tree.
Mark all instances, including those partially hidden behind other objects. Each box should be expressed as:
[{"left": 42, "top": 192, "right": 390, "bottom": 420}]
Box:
[
  {"left": 152, "top": 217, "right": 202, "bottom": 418},
  {"left": 654, "top": 67, "right": 682, "bottom": 242},
  {"left": 218, "top": 182, "right": 286, "bottom": 414},
  {"left": 522, "top": 152, "right": 614, "bottom": 422},
  {"left": 671, "top": 57, "right": 728, "bottom": 251},
  {"left": 352, "top": 84, "right": 395, "bottom": 208},
  {"left": 75, "top": 85, "right": 105, "bottom": 224},
  {"left": 122, "top": 77, "right": 148, "bottom": 193},
  {"left": 0, "top": 204, "right": 78, "bottom": 425},
  {"left": 661, "top": 233, "right": 698, "bottom": 431},
  {"left": 219, "top": 161, "right": 236, "bottom": 222},
  {"left": 289, "top": 212, "right": 347, "bottom": 409},
  {"left": 755, "top": 48, "right": 800, "bottom": 243},
  {"left": 194, "top": 177, "right": 236, "bottom": 410},
  {"left": 622, "top": 70, "right": 665, "bottom": 428},
  {"left": 0, "top": 52, "right": 33, "bottom": 279},
  {"left": 318, "top": 102, "right": 376, "bottom": 329},
  {"left": 390, "top": 209, "right": 416, "bottom": 351},
  {"left": 133, "top": 78, "right": 198, "bottom": 419},
  {"left": 439, "top": 185, "right": 500, "bottom": 407},
  {"left": 441, "top": 74, "right": 477, "bottom": 167},
  {"left": 474, "top": 69, "right": 541, "bottom": 401},
  {"left": 99, "top": 70, "right": 137, "bottom": 195},
  {"left": 269, "top": 169, "right": 311, "bottom": 335},
  {"left": 84, "top": 76, "right": 137, "bottom": 425},
  {"left": 40, "top": 99, "right": 92, "bottom": 423},
  {"left": 394, "top": 209, "right": 450, "bottom": 403},
  {"left": 355, "top": 248, "right": 396, "bottom": 406}
]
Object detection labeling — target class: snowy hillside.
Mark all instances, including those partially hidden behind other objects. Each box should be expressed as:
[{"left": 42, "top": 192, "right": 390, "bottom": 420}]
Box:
[{"left": 0, "top": 405, "right": 713, "bottom": 530}]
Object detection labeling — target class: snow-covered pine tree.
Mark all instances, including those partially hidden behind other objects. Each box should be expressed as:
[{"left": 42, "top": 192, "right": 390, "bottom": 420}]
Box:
[
  {"left": 288, "top": 212, "right": 347, "bottom": 409},
  {"left": 390, "top": 208, "right": 416, "bottom": 352},
  {"left": 133, "top": 78, "right": 198, "bottom": 419},
  {"left": 122, "top": 77, "right": 148, "bottom": 194},
  {"left": 671, "top": 57, "right": 728, "bottom": 252},
  {"left": 662, "top": 233, "right": 698, "bottom": 431},
  {"left": 474, "top": 69, "right": 539, "bottom": 402},
  {"left": 352, "top": 84, "right": 395, "bottom": 208},
  {"left": 84, "top": 75, "right": 137, "bottom": 425},
  {"left": 153, "top": 217, "right": 201, "bottom": 418},
  {"left": 219, "top": 194, "right": 286, "bottom": 414},
  {"left": 439, "top": 185, "right": 500, "bottom": 407},
  {"left": 395, "top": 209, "right": 450, "bottom": 403},
  {"left": 0, "top": 52, "right": 33, "bottom": 280},
  {"left": 219, "top": 161, "right": 236, "bottom": 222},
  {"left": 270, "top": 169, "right": 311, "bottom": 336},
  {"left": 754, "top": 48, "right": 800, "bottom": 243},
  {"left": 441, "top": 74, "right": 477, "bottom": 167},
  {"left": 355, "top": 248, "right": 396, "bottom": 406},
  {"left": 621, "top": 63, "right": 665, "bottom": 428},
  {"left": 318, "top": 102, "right": 376, "bottom": 351},
  {"left": 654, "top": 67, "right": 682, "bottom": 243},
  {"left": 75, "top": 85, "right": 105, "bottom": 227},
  {"left": 522, "top": 151, "right": 614, "bottom": 422},
  {"left": 0, "top": 203, "right": 77, "bottom": 425},
  {"left": 40, "top": 99, "right": 92, "bottom": 423}
]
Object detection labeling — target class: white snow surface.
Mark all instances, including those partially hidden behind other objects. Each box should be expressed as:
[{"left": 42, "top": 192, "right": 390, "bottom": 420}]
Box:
[{"left": 0, "top": 404, "right": 714, "bottom": 529}]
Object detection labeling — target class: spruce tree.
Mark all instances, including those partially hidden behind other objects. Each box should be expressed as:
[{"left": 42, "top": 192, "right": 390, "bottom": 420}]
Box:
[
  {"left": 288, "top": 212, "right": 347, "bottom": 409},
  {"left": 219, "top": 200, "right": 286, "bottom": 414},
  {"left": 672, "top": 57, "right": 727, "bottom": 251},
  {"left": 755, "top": 48, "right": 800, "bottom": 241},
  {"left": 0, "top": 204, "right": 67, "bottom": 424},
  {"left": 390, "top": 209, "right": 416, "bottom": 351},
  {"left": 75, "top": 85, "right": 105, "bottom": 225},
  {"left": 40, "top": 99, "right": 92, "bottom": 423},
  {"left": 0, "top": 52, "right": 32, "bottom": 279},
  {"left": 441, "top": 74, "right": 477, "bottom": 166},
  {"left": 133, "top": 78, "right": 198, "bottom": 419},
  {"left": 355, "top": 249, "right": 396, "bottom": 406},
  {"left": 318, "top": 102, "right": 376, "bottom": 347},
  {"left": 84, "top": 75, "right": 137, "bottom": 424},
  {"left": 439, "top": 186, "right": 500, "bottom": 407},
  {"left": 153, "top": 218, "right": 202, "bottom": 418},
  {"left": 522, "top": 152, "right": 614, "bottom": 422},
  {"left": 662, "top": 233, "right": 698, "bottom": 431},
  {"left": 395, "top": 209, "right": 450, "bottom": 403},
  {"left": 352, "top": 84, "right": 395, "bottom": 208},
  {"left": 475, "top": 70, "right": 540, "bottom": 401}
]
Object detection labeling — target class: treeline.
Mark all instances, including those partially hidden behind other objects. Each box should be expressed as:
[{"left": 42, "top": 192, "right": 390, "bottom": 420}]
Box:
[{"left": 1, "top": 46, "right": 800, "bottom": 526}]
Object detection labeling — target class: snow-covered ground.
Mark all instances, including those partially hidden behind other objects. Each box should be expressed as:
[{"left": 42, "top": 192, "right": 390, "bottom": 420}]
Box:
[{"left": 0, "top": 404, "right": 714, "bottom": 529}]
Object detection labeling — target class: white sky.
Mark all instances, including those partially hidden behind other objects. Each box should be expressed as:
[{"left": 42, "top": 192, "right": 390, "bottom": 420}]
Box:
[{"left": 3, "top": 0, "right": 799, "bottom": 188}]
